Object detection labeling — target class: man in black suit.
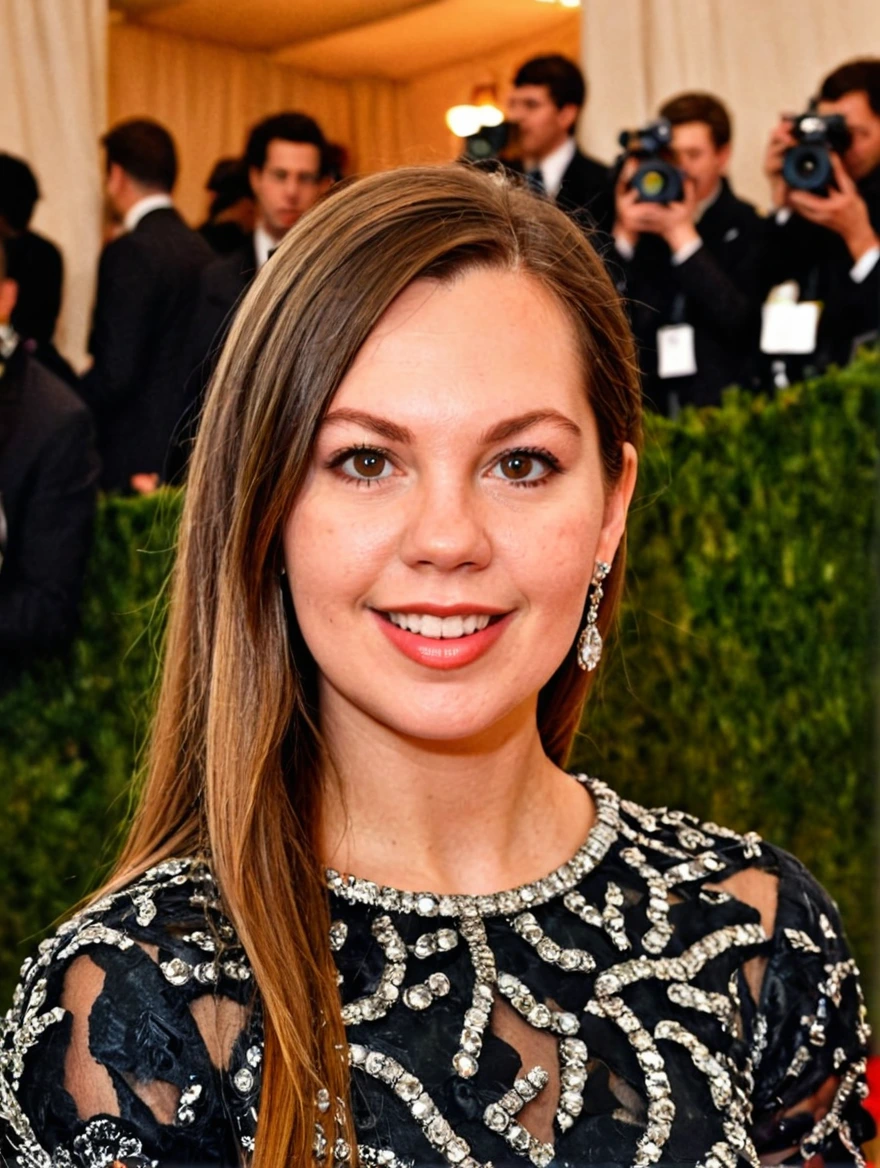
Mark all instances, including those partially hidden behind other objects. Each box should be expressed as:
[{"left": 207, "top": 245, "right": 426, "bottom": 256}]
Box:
[
  {"left": 0, "top": 153, "right": 72, "bottom": 384},
  {"left": 762, "top": 58, "right": 880, "bottom": 382},
  {"left": 177, "top": 112, "right": 328, "bottom": 471},
  {"left": 506, "top": 55, "right": 613, "bottom": 235},
  {"left": 612, "top": 92, "right": 766, "bottom": 412},
  {"left": 79, "top": 119, "right": 212, "bottom": 492},
  {"left": 0, "top": 239, "right": 99, "bottom": 684}
]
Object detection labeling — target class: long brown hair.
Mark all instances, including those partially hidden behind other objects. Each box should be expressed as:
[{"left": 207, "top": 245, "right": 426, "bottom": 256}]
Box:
[{"left": 105, "top": 165, "right": 642, "bottom": 1164}]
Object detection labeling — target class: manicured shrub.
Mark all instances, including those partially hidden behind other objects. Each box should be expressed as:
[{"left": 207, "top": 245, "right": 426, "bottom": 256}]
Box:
[{"left": 1, "top": 359, "right": 877, "bottom": 1017}]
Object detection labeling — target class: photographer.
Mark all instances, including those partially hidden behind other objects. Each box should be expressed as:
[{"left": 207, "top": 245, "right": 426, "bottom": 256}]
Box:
[
  {"left": 763, "top": 58, "right": 880, "bottom": 377},
  {"left": 612, "top": 93, "right": 765, "bottom": 413}
]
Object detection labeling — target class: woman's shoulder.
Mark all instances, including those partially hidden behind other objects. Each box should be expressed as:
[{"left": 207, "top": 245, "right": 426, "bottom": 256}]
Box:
[
  {"left": 607, "top": 780, "right": 857, "bottom": 944},
  {"left": 13, "top": 855, "right": 251, "bottom": 997},
  {"left": 603, "top": 782, "right": 873, "bottom": 1152},
  {"left": 1, "top": 856, "right": 261, "bottom": 1168}
]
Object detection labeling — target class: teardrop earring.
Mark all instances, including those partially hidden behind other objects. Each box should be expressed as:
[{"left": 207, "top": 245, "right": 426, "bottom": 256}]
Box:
[{"left": 576, "top": 561, "right": 611, "bottom": 672}]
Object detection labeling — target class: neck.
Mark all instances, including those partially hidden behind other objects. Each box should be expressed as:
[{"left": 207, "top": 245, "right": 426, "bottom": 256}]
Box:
[
  {"left": 256, "top": 215, "right": 285, "bottom": 244},
  {"left": 527, "top": 134, "right": 571, "bottom": 169},
  {"left": 318, "top": 688, "right": 595, "bottom": 896},
  {"left": 121, "top": 187, "right": 163, "bottom": 218}
]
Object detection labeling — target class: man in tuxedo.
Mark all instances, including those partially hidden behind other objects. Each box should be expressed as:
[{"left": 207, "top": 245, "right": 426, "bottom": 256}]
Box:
[
  {"left": 762, "top": 58, "right": 880, "bottom": 382},
  {"left": 0, "top": 239, "right": 99, "bottom": 684},
  {"left": 177, "top": 112, "right": 329, "bottom": 471},
  {"left": 79, "top": 119, "right": 212, "bottom": 492},
  {"left": 506, "top": 54, "right": 613, "bottom": 235},
  {"left": 0, "top": 153, "right": 72, "bottom": 384},
  {"left": 612, "top": 92, "right": 766, "bottom": 413}
]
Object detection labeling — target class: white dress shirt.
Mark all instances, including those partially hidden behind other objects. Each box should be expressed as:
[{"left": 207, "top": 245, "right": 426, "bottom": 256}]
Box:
[
  {"left": 535, "top": 137, "right": 577, "bottom": 202},
  {"left": 253, "top": 225, "right": 278, "bottom": 271},
  {"left": 123, "top": 193, "right": 174, "bottom": 233}
]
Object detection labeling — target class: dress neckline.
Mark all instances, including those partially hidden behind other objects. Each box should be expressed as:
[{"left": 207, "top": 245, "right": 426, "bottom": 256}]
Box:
[{"left": 324, "top": 774, "right": 621, "bottom": 919}]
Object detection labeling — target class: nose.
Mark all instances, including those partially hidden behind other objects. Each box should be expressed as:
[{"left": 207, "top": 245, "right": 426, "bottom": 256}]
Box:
[{"left": 398, "top": 474, "right": 492, "bottom": 573}]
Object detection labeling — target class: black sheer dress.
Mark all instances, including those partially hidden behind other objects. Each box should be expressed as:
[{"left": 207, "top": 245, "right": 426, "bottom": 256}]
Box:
[{"left": 0, "top": 776, "right": 874, "bottom": 1166}]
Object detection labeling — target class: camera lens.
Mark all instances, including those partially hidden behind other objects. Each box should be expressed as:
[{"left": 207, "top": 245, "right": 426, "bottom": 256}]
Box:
[
  {"left": 782, "top": 143, "right": 832, "bottom": 192},
  {"left": 640, "top": 169, "right": 666, "bottom": 199}
]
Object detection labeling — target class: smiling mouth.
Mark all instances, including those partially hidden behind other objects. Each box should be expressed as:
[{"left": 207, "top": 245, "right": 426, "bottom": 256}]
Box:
[{"left": 379, "top": 611, "right": 507, "bottom": 640}]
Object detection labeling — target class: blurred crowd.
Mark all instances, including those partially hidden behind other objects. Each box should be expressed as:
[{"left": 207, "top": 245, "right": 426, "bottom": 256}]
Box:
[{"left": 0, "top": 53, "right": 878, "bottom": 676}]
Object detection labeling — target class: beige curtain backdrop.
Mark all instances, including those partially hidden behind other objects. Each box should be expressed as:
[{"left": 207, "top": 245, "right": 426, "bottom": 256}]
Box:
[
  {"left": 579, "top": 0, "right": 880, "bottom": 210},
  {"left": 0, "top": 0, "right": 106, "bottom": 368},
  {"left": 108, "top": 19, "right": 582, "bottom": 222},
  {"left": 109, "top": 23, "right": 407, "bottom": 226}
]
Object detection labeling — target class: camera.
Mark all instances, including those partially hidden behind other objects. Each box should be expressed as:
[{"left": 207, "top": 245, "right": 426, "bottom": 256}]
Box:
[
  {"left": 617, "top": 118, "right": 685, "bottom": 204},
  {"left": 463, "top": 122, "right": 519, "bottom": 164},
  {"left": 782, "top": 112, "right": 851, "bottom": 194}
]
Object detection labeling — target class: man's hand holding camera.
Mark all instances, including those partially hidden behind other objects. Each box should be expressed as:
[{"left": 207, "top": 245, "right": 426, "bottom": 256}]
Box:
[
  {"left": 765, "top": 116, "right": 880, "bottom": 263},
  {"left": 787, "top": 154, "right": 879, "bottom": 262},
  {"left": 614, "top": 157, "right": 701, "bottom": 255}
]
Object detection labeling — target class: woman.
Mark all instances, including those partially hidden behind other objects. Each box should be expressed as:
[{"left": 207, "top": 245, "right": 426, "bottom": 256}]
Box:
[{"left": 0, "top": 166, "right": 872, "bottom": 1167}]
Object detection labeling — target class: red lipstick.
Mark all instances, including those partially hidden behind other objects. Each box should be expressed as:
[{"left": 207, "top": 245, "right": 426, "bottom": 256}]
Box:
[{"left": 370, "top": 608, "right": 513, "bottom": 670}]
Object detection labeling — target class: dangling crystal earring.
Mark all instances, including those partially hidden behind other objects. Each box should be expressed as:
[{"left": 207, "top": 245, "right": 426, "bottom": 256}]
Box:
[{"left": 577, "top": 561, "right": 611, "bottom": 671}]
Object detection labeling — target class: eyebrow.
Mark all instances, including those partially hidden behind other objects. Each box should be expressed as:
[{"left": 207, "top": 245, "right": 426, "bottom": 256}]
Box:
[{"left": 321, "top": 408, "right": 582, "bottom": 445}]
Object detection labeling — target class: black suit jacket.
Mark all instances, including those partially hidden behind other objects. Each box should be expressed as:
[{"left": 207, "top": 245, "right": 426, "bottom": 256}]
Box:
[
  {"left": 0, "top": 345, "right": 100, "bottom": 678},
  {"left": 79, "top": 206, "right": 212, "bottom": 491},
  {"left": 170, "top": 238, "right": 258, "bottom": 478},
  {"left": 556, "top": 148, "right": 615, "bottom": 237},
  {"left": 762, "top": 162, "right": 880, "bottom": 377},
  {"left": 615, "top": 180, "right": 767, "bottom": 410},
  {"left": 6, "top": 230, "right": 63, "bottom": 345}
]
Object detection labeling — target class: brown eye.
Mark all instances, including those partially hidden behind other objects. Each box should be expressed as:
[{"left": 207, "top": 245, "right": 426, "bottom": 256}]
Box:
[
  {"left": 341, "top": 449, "right": 392, "bottom": 481},
  {"left": 499, "top": 454, "right": 534, "bottom": 480},
  {"left": 490, "top": 450, "right": 555, "bottom": 485}
]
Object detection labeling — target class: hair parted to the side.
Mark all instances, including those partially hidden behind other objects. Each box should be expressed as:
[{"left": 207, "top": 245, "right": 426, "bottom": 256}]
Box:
[
  {"left": 659, "top": 91, "right": 732, "bottom": 149},
  {"left": 102, "top": 164, "right": 641, "bottom": 1164}
]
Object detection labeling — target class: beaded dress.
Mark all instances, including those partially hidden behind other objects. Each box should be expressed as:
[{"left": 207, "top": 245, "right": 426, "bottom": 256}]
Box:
[{"left": 0, "top": 776, "right": 874, "bottom": 1167}]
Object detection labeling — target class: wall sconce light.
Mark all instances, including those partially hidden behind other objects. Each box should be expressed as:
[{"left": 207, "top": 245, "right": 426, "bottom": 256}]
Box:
[{"left": 445, "top": 83, "right": 505, "bottom": 138}]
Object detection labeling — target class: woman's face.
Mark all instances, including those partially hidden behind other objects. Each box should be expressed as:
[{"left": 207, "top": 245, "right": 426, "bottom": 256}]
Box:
[{"left": 284, "top": 267, "right": 637, "bottom": 743}]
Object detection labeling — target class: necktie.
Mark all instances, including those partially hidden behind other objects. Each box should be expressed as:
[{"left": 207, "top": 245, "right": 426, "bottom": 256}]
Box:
[{"left": 526, "top": 168, "right": 546, "bottom": 196}]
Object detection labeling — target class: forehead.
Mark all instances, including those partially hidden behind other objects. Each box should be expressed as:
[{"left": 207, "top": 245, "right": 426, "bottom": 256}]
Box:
[
  {"left": 331, "top": 268, "right": 590, "bottom": 427},
  {"left": 511, "top": 85, "right": 555, "bottom": 108},
  {"left": 263, "top": 139, "right": 321, "bottom": 173},
  {"left": 670, "top": 121, "right": 717, "bottom": 151},
  {"left": 817, "top": 91, "right": 878, "bottom": 127}
]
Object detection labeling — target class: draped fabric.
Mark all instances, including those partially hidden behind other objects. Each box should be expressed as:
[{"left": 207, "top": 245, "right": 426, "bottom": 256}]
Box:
[
  {"left": 0, "top": 0, "right": 106, "bottom": 370},
  {"left": 107, "top": 19, "right": 583, "bottom": 221},
  {"left": 108, "top": 23, "right": 407, "bottom": 227},
  {"left": 579, "top": 0, "right": 880, "bottom": 209}
]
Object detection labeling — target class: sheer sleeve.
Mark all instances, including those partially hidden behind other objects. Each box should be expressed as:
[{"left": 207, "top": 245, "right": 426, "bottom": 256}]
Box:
[
  {"left": 747, "top": 847, "right": 873, "bottom": 1164},
  {"left": 0, "top": 858, "right": 263, "bottom": 1167}
]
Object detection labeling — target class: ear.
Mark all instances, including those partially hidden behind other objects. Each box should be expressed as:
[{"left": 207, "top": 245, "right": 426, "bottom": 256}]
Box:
[
  {"left": 558, "top": 104, "right": 580, "bottom": 136},
  {"left": 595, "top": 442, "right": 638, "bottom": 567},
  {"left": 716, "top": 143, "right": 732, "bottom": 174},
  {"left": 0, "top": 277, "right": 19, "bottom": 323},
  {"left": 248, "top": 165, "right": 263, "bottom": 193}
]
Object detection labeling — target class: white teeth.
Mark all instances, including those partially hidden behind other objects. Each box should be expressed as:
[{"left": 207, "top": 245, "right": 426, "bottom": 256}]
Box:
[{"left": 386, "top": 612, "right": 494, "bottom": 638}]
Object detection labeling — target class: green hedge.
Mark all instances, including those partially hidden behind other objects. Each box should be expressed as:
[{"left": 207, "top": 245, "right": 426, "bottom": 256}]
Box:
[{"left": 2, "top": 358, "right": 878, "bottom": 1019}]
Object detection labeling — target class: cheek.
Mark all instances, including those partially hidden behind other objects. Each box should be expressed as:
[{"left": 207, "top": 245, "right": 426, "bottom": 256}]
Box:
[
  {"left": 284, "top": 495, "right": 397, "bottom": 615},
  {"left": 498, "top": 504, "right": 601, "bottom": 617}
]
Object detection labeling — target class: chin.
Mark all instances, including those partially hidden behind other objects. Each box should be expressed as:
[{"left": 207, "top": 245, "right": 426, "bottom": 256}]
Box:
[{"left": 327, "top": 671, "right": 543, "bottom": 746}]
